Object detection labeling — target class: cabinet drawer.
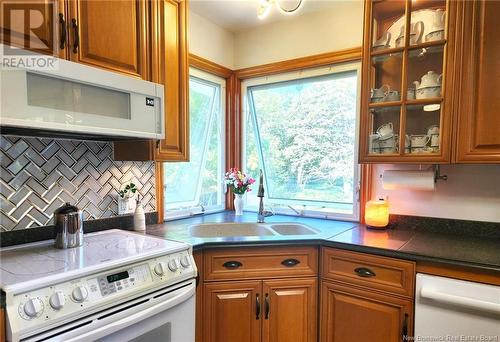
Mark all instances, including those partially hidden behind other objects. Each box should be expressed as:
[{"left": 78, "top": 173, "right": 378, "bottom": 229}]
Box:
[
  {"left": 204, "top": 246, "right": 318, "bottom": 281},
  {"left": 321, "top": 248, "right": 415, "bottom": 298}
]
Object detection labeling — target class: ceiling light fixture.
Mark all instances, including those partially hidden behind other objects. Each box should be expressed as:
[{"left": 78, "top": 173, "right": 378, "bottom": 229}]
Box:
[{"left": 258, "top": 0, "right": 304, "bottom": 20}]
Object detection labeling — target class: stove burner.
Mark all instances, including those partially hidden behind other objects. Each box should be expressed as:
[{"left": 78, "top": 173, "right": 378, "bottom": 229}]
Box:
[
  {"left": 0, "top": 252, "right": 67, "bottom": 275},
  {"left": 106, "top": 237, "right": 162, "bottom": 251}
]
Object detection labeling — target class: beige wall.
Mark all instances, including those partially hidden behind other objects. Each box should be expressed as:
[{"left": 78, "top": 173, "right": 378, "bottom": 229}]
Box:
[
  {"left": 189, "top": 11, "right": 235, "bottom": 69},
  {"left": 189, "top": 1, "right": 364, "bottom": 70},
  {"left": 371, "top": 164, "right": 500, "bottom": 222},
  {"left": 233, "top": 1, "right": 364, "bottom": 69}
]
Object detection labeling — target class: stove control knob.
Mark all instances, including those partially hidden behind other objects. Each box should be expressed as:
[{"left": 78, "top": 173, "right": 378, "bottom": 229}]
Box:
[
  {"left": 168, "top": 259, "right": 178, "bottom": 272},
  {"left": 23, "top": 298, "right": 44, "bottom": 318},
  {"left": 49, "top": 291, "right": 66, "bottom": 310},
  {"left": 154, "top": 262, "right": 167, "bottom": 276},
  {"left": 180, "top": 255, "right": 191, "bottom": 268},
  {"left": 72, "top": 286, "right": 88, "bottom": 302}
]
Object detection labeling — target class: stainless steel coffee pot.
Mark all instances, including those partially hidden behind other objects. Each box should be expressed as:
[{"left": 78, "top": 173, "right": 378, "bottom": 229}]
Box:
[{"left": 54, "top": 202, "right": 83, "bottom": 249}]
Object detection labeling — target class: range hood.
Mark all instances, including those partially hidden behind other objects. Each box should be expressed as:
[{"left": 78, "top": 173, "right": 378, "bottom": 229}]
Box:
[{"left": 0, "top": 45, "right": 164, "bottom": 141}]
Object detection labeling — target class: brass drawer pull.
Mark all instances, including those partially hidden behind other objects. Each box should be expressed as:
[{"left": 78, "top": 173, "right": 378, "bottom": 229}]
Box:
[
  {"left": 222, "top": 261, "right": 242, "bottom": 269},
  {"left": 354, "top": 267, "right": 376, "bottom": 278},
  {"left": 281, "top": 258, "right": 300, "bottom": 267}
]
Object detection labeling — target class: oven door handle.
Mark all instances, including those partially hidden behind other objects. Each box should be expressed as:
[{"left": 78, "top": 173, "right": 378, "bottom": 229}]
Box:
[{"left": 66, "top": 282, "right": 195, "bottom": 342}]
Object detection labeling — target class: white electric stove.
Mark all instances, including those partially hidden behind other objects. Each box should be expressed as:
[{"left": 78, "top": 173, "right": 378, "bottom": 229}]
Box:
[{"left": 0, "top": 229, "right": 197, "bottom": 342}]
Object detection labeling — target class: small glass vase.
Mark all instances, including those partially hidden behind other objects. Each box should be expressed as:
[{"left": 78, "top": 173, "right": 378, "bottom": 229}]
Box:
[{"left": 234, "top": 194, "right": 244, "bottom": 216}]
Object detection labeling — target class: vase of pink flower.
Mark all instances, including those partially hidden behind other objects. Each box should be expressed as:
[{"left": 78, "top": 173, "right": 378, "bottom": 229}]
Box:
[{"left": 224, "top": 168, "right": 255, "bottom": 215}]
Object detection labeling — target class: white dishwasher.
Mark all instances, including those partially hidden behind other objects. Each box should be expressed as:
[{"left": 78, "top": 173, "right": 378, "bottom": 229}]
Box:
[{"left": 415, "top": 273, "right": 500, "bottom": 340}]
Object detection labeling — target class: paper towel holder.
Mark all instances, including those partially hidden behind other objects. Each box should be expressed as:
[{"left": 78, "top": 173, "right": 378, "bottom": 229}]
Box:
[{"left": 434, "top": 165, "right": 448, "bottom": 183}]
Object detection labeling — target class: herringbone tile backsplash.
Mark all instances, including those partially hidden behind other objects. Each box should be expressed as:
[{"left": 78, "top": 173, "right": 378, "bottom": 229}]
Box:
[{"left": 0, "top": 136, "right": 156, "bottom": 231}]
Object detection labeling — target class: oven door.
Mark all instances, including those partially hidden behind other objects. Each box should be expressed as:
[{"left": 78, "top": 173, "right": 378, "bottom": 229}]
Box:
[{"left": 22, "top": 280, "right": 195, "bottom": 342}]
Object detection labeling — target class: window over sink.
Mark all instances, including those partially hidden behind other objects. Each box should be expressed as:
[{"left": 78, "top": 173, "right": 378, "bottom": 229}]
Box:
[
  {"left": 163, "top": 68, "right": 226, "bottom": 219},
  {"left": 243, "top": 63, "right": 361, "bottom": 220}
]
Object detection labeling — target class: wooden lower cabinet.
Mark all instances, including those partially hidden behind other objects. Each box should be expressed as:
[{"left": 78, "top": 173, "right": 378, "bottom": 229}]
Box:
[
  {"left": 194, "top": 251, "right": 203, "bottom": 342},
  {"left": 320, "top": 280, "right": 413, "bottom": 342},
  {"left": 203, "top": 281, "right": 262, "bottom": 342},
  {"left": 202, "top": 278, "right": 317, "bottom": 342},
  {"left": 262, "top": 278, "right": 317, "bottom": 342}
]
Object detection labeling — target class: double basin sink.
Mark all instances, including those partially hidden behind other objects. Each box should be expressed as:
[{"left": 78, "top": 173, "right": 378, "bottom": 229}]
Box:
[{"left": 189, "top": 222, "right": 319, "bottom": 238}]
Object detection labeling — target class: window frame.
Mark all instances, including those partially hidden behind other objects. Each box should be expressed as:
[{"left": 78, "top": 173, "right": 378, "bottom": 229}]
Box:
[
  {"left": 163, "top": 67, "right": 226, "bottom": 220},
  {"left": 242, "top": 62, "right": 362, "bottom": 221}
]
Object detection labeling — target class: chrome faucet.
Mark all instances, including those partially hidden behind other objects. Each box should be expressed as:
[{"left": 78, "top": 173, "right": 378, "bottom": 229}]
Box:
[{"left": 257, "top": 169, "right": 273, "bottom": 223}]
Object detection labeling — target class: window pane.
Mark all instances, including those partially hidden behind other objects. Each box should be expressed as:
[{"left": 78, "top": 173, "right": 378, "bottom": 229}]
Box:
[
  {"left": 246, "top": 71, "right": 358, "bottom": 214},
  {"left": 164, "top": 73, "right": 224, "bottom": 212}
]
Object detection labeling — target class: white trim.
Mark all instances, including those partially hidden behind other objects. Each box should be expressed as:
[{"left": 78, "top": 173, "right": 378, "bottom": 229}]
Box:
[
  {"left": 242, "top": 62, "right": 362, "bottom": 221},
  {"left": 163, "top": 68, "right": 226, "bottom": 219}
]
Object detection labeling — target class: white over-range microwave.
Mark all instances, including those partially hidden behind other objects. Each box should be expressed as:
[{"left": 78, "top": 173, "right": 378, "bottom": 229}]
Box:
[{"left": 0, "top": 45, "right": 164, "bottom": 140}]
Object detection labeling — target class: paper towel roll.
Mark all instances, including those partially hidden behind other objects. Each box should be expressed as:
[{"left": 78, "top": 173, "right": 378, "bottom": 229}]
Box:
[{"left": 382, "top": 170, "right": 435, "bottom": 191}]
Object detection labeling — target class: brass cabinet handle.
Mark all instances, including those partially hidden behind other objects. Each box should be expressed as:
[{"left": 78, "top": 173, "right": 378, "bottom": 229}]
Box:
[
  {"left": 222, "top": 260, "right": 242, "bottom": 269},
  {"left": 59, "top": 13, "right": 66, "bottom": 49},
  {"left": 354, "top": 267, "right": 376, "bottom": 278},
  {"left": 71, "top": 18, "right": 79, "bottom": 53},
  {"left": 281, "top": 258, "right": 300, "bottom": 267}
]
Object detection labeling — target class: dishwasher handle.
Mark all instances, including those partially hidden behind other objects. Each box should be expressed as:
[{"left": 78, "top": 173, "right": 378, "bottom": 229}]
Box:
[{"left": 421, "top": 286, "right": 500, "bottom": 314}]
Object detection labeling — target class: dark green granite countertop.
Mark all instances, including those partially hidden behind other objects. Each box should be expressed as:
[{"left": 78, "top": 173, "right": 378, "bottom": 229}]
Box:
[{"left": 146, "top": 211, "right": 500, "bottom": 273}]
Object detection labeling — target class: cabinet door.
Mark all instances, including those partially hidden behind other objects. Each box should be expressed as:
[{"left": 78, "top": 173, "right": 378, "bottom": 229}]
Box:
[
  {"left": 0, "top": 0, "right": 67, "bottom": 58},
  {"left": 151, "top": 0, "right": 189, "bottom": 161},
  {"left": 455, "top": 0, "right": 500, "bottom": 163},
  {"left": 320, "top": 280, "right": 413, "bottom": 342},
  {"left": 67, "top": 0, "right": 148, "bottom": 79},
  {"left": 204, "top": 281, "right": 262, "bottom": 342},
  {"left": 262, "top": 278, "right": 317, "bottom": 342}
]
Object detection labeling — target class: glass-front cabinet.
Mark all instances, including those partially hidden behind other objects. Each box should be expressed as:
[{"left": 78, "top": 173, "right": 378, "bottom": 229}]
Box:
[{"left": 359, "top": 0, "right": 457, "bottom": 163}]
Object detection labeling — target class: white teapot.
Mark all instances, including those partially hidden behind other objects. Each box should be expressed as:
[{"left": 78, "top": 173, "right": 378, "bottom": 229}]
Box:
[{"left": 413, "top": 71, "right": 442, "bottom": 89}]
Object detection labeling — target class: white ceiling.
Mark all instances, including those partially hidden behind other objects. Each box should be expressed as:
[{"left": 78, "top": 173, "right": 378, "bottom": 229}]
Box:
[{"left": 189, "top": 0, "right": 346, "bottom": 33}]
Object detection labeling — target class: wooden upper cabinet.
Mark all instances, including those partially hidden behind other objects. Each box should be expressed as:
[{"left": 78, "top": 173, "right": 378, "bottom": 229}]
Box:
[
  {"left": 151, "top": 0, "right": 189, "bottom": 161},
  {"left": 113, "top": 0, "right": 189, "bottom": 162},
  {"left": 320, "top": 280, "right": 413, "bottom": 342},
  {"left": 454, "top": 0, "right": 500, "bottom": 163},
  {"left": 67, "top": 0, "right": 149, "bottom": 79},
  {"left": 0, "top": 0, "right": 67, "bottom": 58},
  {"left": 262, "top": 278, "right": 317, "bottom": 342},
  {"left": 203, "top": 281, "right": 262, "bottom": 342},
  {"left": 359, "top": 0, "right": 458, "bottom": 164}
]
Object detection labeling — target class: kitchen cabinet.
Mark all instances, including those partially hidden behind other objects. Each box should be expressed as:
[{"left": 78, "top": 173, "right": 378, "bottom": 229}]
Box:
[
  {"left": 359, "top": 0, "right": 458, "bottom": 163},
  {"left": 204, "top": 281, "right": 262, "bottom": 342},
  {"left": 113, "top": 0, "right": 189, "bottom": 162},
  {"left": 0, "top": 307, "right": 4, "bottom": 342},
  {"left": 320, "top": 280, "right": 412, "bottom": 342},
  {"left": 67, "top": 0, "right": 149, "bottom": 79},
  {"left": 359, "top": 0, "right": 500, "bottom": 164},
  {"left": 320, "top": 247, "right": 415, "bottom": 341},
  {"left": 262, "top": 278, "right": 317, "bottom": 342},
  {"left": 0, "top": 0, "right": 148, "bottom": 78},
  {"left": 201, "top": 247, "right": 318, "bottom": 342},
  {"left": 454, "top": 0, "right": 500, "bottom": 163},
  {"left": 0, "top": 0, "right": 67, "bottom": 58}
]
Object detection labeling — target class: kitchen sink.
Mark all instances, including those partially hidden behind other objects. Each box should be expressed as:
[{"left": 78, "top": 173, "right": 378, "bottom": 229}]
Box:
[
  {"left": 189, "top": 222, "right": 318, "bottom": 237},
  {"left": 189, "top": 223, "right": 275, "bottom": 237},
  {"left": 268, "top": 223, "right": 319, "bottom": 235}
]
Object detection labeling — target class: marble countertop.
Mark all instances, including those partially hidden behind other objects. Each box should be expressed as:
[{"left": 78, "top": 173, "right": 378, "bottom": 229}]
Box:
[{"left": 146, "top": 211, "right": 500, "bottom": 272}]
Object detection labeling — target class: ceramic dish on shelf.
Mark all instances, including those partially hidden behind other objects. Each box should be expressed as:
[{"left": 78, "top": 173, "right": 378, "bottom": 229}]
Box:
[{"left": 384, "top": 9, "right": 446, "bottom": 49}]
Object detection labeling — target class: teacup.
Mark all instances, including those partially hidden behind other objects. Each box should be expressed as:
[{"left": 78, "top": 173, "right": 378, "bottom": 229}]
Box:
[
  {"left": 369, "top": 134, "right": 380, "bottom": 154},
  {"left": 371, "top": 85, "right": 390, "bottom": 103},
  {"left": 384, "top": 90, "right": 400, "bottom": 102},
  {"left": 410, "top": 134, "right": 430, "bottom": 148},
  {"left": 376, "top": 122, "right": 394, "bottom": 137}
]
